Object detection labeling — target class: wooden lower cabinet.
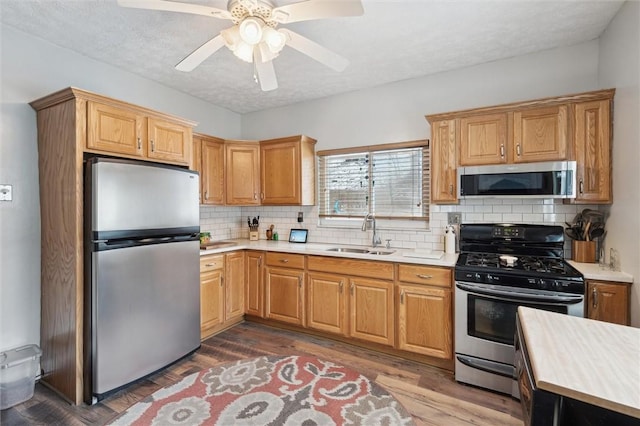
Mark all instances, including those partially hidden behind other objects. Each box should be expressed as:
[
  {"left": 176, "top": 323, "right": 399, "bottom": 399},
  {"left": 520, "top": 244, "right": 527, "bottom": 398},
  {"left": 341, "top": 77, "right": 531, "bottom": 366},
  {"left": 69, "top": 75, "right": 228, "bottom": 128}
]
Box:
[
  {"left": 586, "top": 280, "right": 630, "bottom": 325},
  {"left": 265, "top": 252, "right": 306, "bottom": 326},
  {"left": 245, "top": 251, "right": 264, "bottom": 317},
  {"left": 307, "top": 272, "right": 348, "bottom": 335},
  {"left": 349, "top": 277, "right": 394, "bottom": 346},
  {"left": 200, "top": 252, "right": 245, "bottom": 339},
  {"left": 396, "top": 264, "right": 453, "bottom": 359}
]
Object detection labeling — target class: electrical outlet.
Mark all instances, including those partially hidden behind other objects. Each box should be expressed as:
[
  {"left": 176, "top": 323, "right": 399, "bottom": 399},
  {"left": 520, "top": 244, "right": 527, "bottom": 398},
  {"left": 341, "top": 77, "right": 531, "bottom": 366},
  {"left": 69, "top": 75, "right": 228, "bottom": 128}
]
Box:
[
  {"left": 0, "top": 184, "right": 12, "bottom": 201},
  {"left": 448, "top": 212, "right": 461, "bottom": 225},
  {"left": 297, "top": 212, "right": 303, "bottom": 223}
]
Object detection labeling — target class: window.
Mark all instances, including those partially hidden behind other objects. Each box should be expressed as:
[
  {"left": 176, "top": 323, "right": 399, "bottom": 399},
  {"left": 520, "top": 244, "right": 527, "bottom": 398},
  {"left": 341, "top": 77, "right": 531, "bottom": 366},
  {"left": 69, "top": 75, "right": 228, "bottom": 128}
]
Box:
[{"left": 318, "top": 140, "right": 429, "bottom": 222}]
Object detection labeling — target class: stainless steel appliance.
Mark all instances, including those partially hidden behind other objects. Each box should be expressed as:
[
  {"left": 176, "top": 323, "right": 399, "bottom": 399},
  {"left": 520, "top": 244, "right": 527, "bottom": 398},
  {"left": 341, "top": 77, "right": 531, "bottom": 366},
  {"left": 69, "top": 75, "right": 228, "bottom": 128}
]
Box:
[
  {"left": 84, "top": 157, "right": 201, "bottom": 402},
  {"left": 454, "top": 224, "right": 584, "bottom": 397},
  {"left": 458, "top": 161, "right": 576, "bottom": 199}
]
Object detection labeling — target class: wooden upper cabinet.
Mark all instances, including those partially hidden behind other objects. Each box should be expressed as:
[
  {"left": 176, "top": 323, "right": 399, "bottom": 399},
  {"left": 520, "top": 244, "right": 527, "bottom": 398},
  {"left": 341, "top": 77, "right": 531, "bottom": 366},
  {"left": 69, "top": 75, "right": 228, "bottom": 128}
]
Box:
[
  {"left": 513, "top": 105, "right": 568, "bottom": 163},
  {"left": 573, "top": 100, "right": 612, "bottom": 203},
  {"left": 200, "top": 135, "right": 225, "bottom": 205},
  {"left": 459, "top": 113, "right": 508, "bottom": 166},
  {"left": 429, "top": 119, "right": 457, "bottom": 203},
  {"left": 225, "top": 141, "right": 260, "bottom": 205},
  {"left": 147, "top": 117, "right": 192, "bottom": 164},
  {"left": 87, "top": 101, "right": 144, "bottom": 157},
  {"left": 260, "top": 135, "right": 316, "bottom": 205}
]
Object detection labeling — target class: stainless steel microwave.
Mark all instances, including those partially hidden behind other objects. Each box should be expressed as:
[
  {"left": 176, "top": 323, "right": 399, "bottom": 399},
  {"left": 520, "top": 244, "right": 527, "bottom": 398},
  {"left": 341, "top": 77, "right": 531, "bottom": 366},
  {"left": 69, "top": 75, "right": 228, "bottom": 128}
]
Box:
[{"left": 458, "top": 161, "right": 576, "bottom": 199}]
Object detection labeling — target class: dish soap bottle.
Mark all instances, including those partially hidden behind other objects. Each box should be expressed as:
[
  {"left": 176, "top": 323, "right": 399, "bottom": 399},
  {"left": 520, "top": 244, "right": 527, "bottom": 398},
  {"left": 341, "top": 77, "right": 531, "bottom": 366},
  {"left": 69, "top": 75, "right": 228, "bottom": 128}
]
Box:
[{"left": 445, "top": 226, "right": 456, "bottom": 254}]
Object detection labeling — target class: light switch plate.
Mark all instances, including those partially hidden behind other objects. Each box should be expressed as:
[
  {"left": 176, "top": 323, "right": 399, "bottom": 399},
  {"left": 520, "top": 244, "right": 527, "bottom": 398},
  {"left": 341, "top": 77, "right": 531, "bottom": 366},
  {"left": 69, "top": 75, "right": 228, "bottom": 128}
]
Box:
[
  {"left": 0, "top": 184, "right": 12, "bottom": 201},
  {"left": 448, "top": 212, "right": 461, "bottom": 225}
]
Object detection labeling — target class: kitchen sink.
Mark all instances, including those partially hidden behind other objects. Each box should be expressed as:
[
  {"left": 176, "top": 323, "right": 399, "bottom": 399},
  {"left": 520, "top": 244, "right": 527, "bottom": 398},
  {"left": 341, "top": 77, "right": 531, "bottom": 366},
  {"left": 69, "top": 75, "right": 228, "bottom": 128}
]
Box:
[
  {"left": 326, "top": 247, "right": 371, "bottom": 254},
  {"left": 326, "top": 247, "right": 396, "bottom": 255}
]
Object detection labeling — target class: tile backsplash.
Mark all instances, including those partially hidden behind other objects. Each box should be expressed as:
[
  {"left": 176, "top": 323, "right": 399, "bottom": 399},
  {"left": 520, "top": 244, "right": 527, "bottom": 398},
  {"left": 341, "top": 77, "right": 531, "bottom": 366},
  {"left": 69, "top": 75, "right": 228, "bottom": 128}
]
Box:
[{"left": 200, "top": 199, "right": 606, "bottom": 257}]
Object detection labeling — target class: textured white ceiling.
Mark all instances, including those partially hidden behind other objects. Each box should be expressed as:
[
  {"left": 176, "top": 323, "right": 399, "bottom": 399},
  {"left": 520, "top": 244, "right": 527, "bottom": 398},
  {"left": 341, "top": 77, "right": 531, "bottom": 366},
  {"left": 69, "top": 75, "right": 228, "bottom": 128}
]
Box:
[{"left": 1, "top": 0, "right": 624, "bottom": 113}]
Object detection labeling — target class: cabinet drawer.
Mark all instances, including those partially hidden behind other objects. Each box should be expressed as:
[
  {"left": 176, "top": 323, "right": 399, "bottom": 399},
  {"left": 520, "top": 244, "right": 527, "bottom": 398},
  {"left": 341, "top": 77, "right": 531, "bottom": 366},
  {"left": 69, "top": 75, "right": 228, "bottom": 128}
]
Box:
[
  {"left": 307, "top": 256, "right": 394, "bottom": 281},
  {"left": 200, "top": 254, "right": 224, "bottom": 272},
  {"left": 398, "top": 264, "right": 452, "bottom": 288},
  {"left": 265, "top": 252, "right": 305, "bottom": 269}
]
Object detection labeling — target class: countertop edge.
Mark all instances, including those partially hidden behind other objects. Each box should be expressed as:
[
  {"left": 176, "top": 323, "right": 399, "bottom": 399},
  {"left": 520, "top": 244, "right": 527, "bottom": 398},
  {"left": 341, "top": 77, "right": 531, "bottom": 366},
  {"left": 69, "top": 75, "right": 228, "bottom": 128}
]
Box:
[
  {"left": 199, "top": 239, "right": 458, "bottom": 267},
  {"left": 568, "top": 260, "right": 634, "bottom": 283}
]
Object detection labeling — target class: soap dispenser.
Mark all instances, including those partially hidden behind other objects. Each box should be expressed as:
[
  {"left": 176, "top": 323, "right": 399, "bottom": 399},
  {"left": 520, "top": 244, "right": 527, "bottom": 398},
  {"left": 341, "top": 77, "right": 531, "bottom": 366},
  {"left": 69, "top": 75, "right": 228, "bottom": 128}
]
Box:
[{"left": 445, "top": 226, "right": 456, "bottom": 254}]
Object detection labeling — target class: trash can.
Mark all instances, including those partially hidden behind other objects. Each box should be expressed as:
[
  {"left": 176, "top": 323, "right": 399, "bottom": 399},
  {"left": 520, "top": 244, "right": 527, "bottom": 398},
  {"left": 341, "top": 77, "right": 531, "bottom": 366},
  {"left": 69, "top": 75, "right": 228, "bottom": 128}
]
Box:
[{"left": 0, "top": 344, "right": 42, "bottom": 410}]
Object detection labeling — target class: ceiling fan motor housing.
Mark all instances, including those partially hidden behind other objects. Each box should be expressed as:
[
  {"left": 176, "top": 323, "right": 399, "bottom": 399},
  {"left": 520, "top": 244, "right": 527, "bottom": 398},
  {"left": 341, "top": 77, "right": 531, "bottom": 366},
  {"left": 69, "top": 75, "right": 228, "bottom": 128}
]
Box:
[{"left": 228, "top": 0, "right": 279, "bottom": 27}]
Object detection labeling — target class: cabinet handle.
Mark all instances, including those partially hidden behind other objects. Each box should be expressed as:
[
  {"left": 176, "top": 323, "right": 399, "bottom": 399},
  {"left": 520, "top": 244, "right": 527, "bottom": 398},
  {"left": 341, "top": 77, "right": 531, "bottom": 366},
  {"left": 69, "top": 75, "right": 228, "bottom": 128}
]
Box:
[
  {"left": 280, "top": 259, "right": 289, "bottom": 263},
  {"left": 579, "top": 178, "right": 584, "bottom": 195},
  {"left": 516, "top": 144, "right": 521, "bottom": 156},
  {"left": 258, "top": 257, "right": 262, "bottom": 267},
  {"left": 261, "top": 192, "right": 264, "bottom": 200},
  {"left": 151, "top": 140, "right": 155, "bottom": 152},
  {"left": 416, "top": 274, "right": 433, "bottom": 280},
  {"left": 400, "top": 290, "right": 405, "bottom": 304},
  {"left": 500, "top": 144, "right": 505, "bottom": 158},
  {"left": 221, "top": 276, "right": 224, "bottom": 286},
  {"left": 254, "top": 192, "right": 257, "bottom": 200},
  {"left": 204, "top": 191, "right": 208, "bottom": 200},
  {"left": 350, "top": 283, "right": 354, "bottom": 295},
  {"left": 592, "top": 288, "right": 598, "bottom": 308},
  {"left": 298, "top": 277, "right": 302, "bottom": 287},
  {"left": 449, "top": 184, "right": 453, "bottom": 195},
  {"left": 137, "top": 138, "right": 141, "bottom": 150},
  {"left": 339, "top": 281, "right": 344, "bottom": 293},
  {"left": 205, "top": 263, "right": 215, "bottom": 267}
]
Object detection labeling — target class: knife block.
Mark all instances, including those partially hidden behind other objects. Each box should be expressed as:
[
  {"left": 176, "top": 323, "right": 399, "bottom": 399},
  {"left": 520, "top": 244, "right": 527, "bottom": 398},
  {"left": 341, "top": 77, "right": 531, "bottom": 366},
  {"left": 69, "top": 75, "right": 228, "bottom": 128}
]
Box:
[{"left": 572, "top": 240, "right": 596, "bottom": 263}]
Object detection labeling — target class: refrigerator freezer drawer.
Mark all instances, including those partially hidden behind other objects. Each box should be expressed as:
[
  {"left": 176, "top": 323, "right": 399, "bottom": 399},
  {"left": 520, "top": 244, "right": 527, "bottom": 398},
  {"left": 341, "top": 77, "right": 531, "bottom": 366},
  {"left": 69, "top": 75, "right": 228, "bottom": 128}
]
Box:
[{"left": 91, "top": 240, "right": 200, "bottom": 396}]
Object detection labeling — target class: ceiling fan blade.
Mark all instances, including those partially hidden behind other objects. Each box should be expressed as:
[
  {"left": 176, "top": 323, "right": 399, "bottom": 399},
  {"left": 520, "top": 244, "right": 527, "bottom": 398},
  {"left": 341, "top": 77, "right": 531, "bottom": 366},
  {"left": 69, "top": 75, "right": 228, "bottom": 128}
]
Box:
[
  {"left": 175, "top": 34, "right": 226, "bottom": 72},
  {"left": 271, "top": 0, "right": 363, "bottom": 24},
  {"left": 117, "top": 0, "right": 232, "bottom": 20},
  {"left": 280, "top": 29, "right": 348, "bottom": 72},
  {"left": 254, "top": 49, "right": 278, "bottom": 91}
]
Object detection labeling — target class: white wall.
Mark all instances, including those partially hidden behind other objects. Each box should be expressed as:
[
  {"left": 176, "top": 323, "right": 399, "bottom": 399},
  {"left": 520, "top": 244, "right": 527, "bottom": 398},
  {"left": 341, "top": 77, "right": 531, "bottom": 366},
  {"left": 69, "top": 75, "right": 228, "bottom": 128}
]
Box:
[
  {"left": 0, "top": 25, "right": 242, "bottom": 351},
  {"left": 597, "top": 0, "right": 640, "bottom": 327}
]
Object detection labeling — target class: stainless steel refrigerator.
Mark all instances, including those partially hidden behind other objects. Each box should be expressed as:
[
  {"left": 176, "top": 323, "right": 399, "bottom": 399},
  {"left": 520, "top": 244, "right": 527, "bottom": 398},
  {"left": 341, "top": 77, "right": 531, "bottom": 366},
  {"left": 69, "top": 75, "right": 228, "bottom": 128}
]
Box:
[{"left": 84, "top": 157, "right": 200, "bottom": 402}]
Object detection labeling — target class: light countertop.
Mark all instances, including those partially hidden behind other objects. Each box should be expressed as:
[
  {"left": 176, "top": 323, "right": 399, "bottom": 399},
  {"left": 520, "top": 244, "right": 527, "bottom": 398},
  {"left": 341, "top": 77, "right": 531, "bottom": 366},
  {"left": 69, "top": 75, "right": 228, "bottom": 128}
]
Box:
[
  {"left": 199, "top": 239, "right": 458, "bottom": 267},
  {"left": 568, "top": 261, "right": 634, "bottom": 283},
  {"left": 518, "top": 307, "right": 640, "bottom": 419}
]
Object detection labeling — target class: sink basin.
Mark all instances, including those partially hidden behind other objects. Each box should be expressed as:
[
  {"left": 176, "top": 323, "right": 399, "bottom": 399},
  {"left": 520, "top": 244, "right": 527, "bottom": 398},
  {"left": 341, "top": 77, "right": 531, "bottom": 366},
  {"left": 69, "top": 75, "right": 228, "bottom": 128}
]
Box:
[
  {"left": 326, "top": 247, "right": 396, "bottom": 255},
  {"left": 201, "top": 241, "right": 238, "bottom": 250},
  {"left": 367, "top": 250, "right": 395, "bottom": 255},
  {"left": 326, "top": 247, "right": 371, "bottom": 254}
]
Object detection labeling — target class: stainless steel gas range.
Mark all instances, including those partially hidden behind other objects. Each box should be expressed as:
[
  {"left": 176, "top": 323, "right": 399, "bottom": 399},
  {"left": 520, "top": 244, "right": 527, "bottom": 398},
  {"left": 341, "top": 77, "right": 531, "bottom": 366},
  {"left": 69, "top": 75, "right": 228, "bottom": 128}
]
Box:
[{"left": 454, "top": 223, "right": 585, "bottom": 398}]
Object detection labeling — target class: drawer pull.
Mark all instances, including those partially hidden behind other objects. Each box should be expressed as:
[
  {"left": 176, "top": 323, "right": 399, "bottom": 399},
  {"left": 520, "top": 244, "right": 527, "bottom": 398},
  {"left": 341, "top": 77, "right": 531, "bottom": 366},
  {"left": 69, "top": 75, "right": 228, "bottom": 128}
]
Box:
[
  {"left": 280, "top": 259, "right": 289, "bottom": 263},
  {"left": 416, "top": 274, "right": 433, "bottom": 280},
  {"left": 205, "top": 263, "right": 216, "bottom": 267}
]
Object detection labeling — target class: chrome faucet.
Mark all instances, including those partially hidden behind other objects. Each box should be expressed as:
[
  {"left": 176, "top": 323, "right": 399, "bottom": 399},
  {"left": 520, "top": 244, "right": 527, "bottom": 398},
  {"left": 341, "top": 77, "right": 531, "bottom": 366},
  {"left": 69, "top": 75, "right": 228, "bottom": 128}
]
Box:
[{"left": 362, "top": 213, "right": 382, "bottom": 247}]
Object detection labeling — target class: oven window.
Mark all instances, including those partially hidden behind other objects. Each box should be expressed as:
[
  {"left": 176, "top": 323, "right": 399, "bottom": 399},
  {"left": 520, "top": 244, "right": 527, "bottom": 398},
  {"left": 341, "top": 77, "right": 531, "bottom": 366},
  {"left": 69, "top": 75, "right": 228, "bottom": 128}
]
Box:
[{"left": 468, "top": 295, "right": 566, "bottom": 345}]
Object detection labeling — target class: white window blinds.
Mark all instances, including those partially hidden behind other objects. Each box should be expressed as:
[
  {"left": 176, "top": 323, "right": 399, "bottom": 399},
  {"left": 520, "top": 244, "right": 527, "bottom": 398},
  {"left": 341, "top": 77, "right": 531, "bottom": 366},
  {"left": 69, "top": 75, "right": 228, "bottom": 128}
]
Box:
[{"left": 318, "top": 142, "right": 429, "bottom": 221}]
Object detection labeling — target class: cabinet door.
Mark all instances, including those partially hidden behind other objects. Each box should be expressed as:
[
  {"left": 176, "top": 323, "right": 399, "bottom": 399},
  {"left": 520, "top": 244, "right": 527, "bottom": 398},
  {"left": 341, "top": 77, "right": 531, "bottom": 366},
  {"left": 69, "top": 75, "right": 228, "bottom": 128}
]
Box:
[
  {"left": 513, "top": 105, "right": 568, "bottom": 163},
  {"left": 226, "top": 143, "right": 260, "bottom": 205},
  {"left": 261, "top": 140, "right": 301, "bottom": 204},
  {"left": 147, "top": 117, "right": 192, "bottom": 165},
  {"left": 459, "top": 113, "right": 508, "bottom": 166},
  {"left": 201, "top": 137, "right": 226, "bottom": 205},
  {"left": 200, "top": 269, "right": 224, "bottom": 339},
  {"left": 87, "top": 101, "right": 144, "bottom": 157},
  {"left": 307, "top": 272, "right": 347, "bottom": 336},
  {"left": 574, "top": 100, "right": 611, "bottom": 203},
  {"left": 245, "top": 251, "right": 264, "bottom": 317},
  {"left": 587, "top": 281, "right": 629, "bottom": 325},
  {"left": 265, "top": 267, "right": 305, "bottom": 326},
  {"left": 397, "top": 284, "right": 452, "bottom": 359},
  {"left": 224, "top": 252, "right": 245, "bottom": 322},
  {"left": 349, "top": 278, "right": 394, "bottom": 346},
  {"left": 430, "top": 119, "right": 458, "bottom": 203}
]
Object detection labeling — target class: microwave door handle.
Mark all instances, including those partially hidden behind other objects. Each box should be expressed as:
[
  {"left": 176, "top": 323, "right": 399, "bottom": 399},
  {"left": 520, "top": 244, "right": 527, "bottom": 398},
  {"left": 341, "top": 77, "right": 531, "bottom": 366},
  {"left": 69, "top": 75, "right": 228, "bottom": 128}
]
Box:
[{"left": 456, "top": 282, "right": 584, "bottom": 304}]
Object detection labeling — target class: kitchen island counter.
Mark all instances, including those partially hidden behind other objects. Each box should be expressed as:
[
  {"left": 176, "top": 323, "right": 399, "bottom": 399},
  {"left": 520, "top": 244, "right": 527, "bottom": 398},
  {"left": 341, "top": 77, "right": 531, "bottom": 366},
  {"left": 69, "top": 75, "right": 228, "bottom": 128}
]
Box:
[
  {"left": 199, "top": 239, "right": 458, "bottom": 267},
  {"left": 517, "top": 306, "right": 640, "bottom": 419}
]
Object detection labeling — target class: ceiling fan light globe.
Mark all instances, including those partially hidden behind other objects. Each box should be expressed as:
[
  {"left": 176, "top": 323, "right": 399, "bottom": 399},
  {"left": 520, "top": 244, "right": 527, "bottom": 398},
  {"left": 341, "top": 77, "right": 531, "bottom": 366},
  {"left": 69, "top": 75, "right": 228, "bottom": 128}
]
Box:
[
  {"left": 263, "top": 27, "right": 286, "bottom": 53},
  {"left": 221, "top": 26, "right": 241, "bottom": 50},
  {"left": 234, "top": 41, "right": 254, "bottom": 63},
  {"left": 239, "top": 17, "right": 263, "bottom": 45}
]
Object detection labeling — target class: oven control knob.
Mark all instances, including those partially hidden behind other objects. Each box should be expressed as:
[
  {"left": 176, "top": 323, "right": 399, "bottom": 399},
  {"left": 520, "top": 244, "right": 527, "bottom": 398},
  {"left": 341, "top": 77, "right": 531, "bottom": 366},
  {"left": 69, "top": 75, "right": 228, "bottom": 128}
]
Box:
[
  {"left": 538, "top": 279, "right": 549, "bottom": 289},
  {"left": 487, "top": 274, "right": 493, "bottom": 281},
  {"left": 474, "top": 273, "right": 481, "bottom": 281}
]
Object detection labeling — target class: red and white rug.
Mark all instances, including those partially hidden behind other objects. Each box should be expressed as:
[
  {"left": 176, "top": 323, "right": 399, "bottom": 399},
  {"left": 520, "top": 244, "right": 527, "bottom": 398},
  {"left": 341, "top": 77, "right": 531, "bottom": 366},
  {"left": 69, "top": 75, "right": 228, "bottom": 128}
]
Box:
[{"left": 107, "top": 355, "right": 415, "bottom": 425}]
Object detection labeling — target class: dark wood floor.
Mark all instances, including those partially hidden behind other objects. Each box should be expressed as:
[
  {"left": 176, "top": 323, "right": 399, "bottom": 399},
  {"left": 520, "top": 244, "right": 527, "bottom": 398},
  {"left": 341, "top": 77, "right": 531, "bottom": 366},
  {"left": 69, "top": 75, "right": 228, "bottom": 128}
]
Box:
[{"left": 1, "top": 322, "right": 523, "bottom": 425}]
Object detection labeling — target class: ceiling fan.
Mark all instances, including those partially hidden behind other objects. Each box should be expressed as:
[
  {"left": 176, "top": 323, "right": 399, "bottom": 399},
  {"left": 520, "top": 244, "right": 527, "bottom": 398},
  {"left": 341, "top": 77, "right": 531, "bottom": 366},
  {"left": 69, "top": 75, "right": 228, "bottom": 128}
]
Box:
[{"left": 117, "top": 0, "right": 364, "bottom": 91}]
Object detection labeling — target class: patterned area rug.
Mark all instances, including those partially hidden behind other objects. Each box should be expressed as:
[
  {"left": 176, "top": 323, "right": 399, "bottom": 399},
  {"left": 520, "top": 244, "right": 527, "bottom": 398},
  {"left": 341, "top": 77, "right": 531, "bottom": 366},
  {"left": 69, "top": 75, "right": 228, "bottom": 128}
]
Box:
[{"left": 107, "top": 355, "right": 415, "bottom": 425}]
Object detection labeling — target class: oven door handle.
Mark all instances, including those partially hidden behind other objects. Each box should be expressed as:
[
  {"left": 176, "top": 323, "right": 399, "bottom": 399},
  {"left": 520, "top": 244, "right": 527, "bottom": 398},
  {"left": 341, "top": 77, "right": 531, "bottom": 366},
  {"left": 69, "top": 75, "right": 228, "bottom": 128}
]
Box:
[{"left": 456, "top": 282, "right": 584, "bottom": 304}]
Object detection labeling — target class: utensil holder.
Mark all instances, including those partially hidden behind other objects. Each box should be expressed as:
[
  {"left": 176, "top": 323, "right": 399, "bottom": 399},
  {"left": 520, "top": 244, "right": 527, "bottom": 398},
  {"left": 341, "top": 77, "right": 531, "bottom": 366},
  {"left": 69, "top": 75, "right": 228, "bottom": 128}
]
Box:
[
  {"left": 249, "top": 230, "right": 259, "bottom": 241},
  {"left": 572, "top": 240, "right": 596, "bottom": 263}
]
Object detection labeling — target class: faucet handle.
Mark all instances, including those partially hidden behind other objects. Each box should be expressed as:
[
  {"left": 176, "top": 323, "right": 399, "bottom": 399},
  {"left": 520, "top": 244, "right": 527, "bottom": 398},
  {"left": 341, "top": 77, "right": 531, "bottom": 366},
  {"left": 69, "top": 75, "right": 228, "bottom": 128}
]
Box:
[{"left": 385, "top": 239, "right": 392, "bottom": 249}]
